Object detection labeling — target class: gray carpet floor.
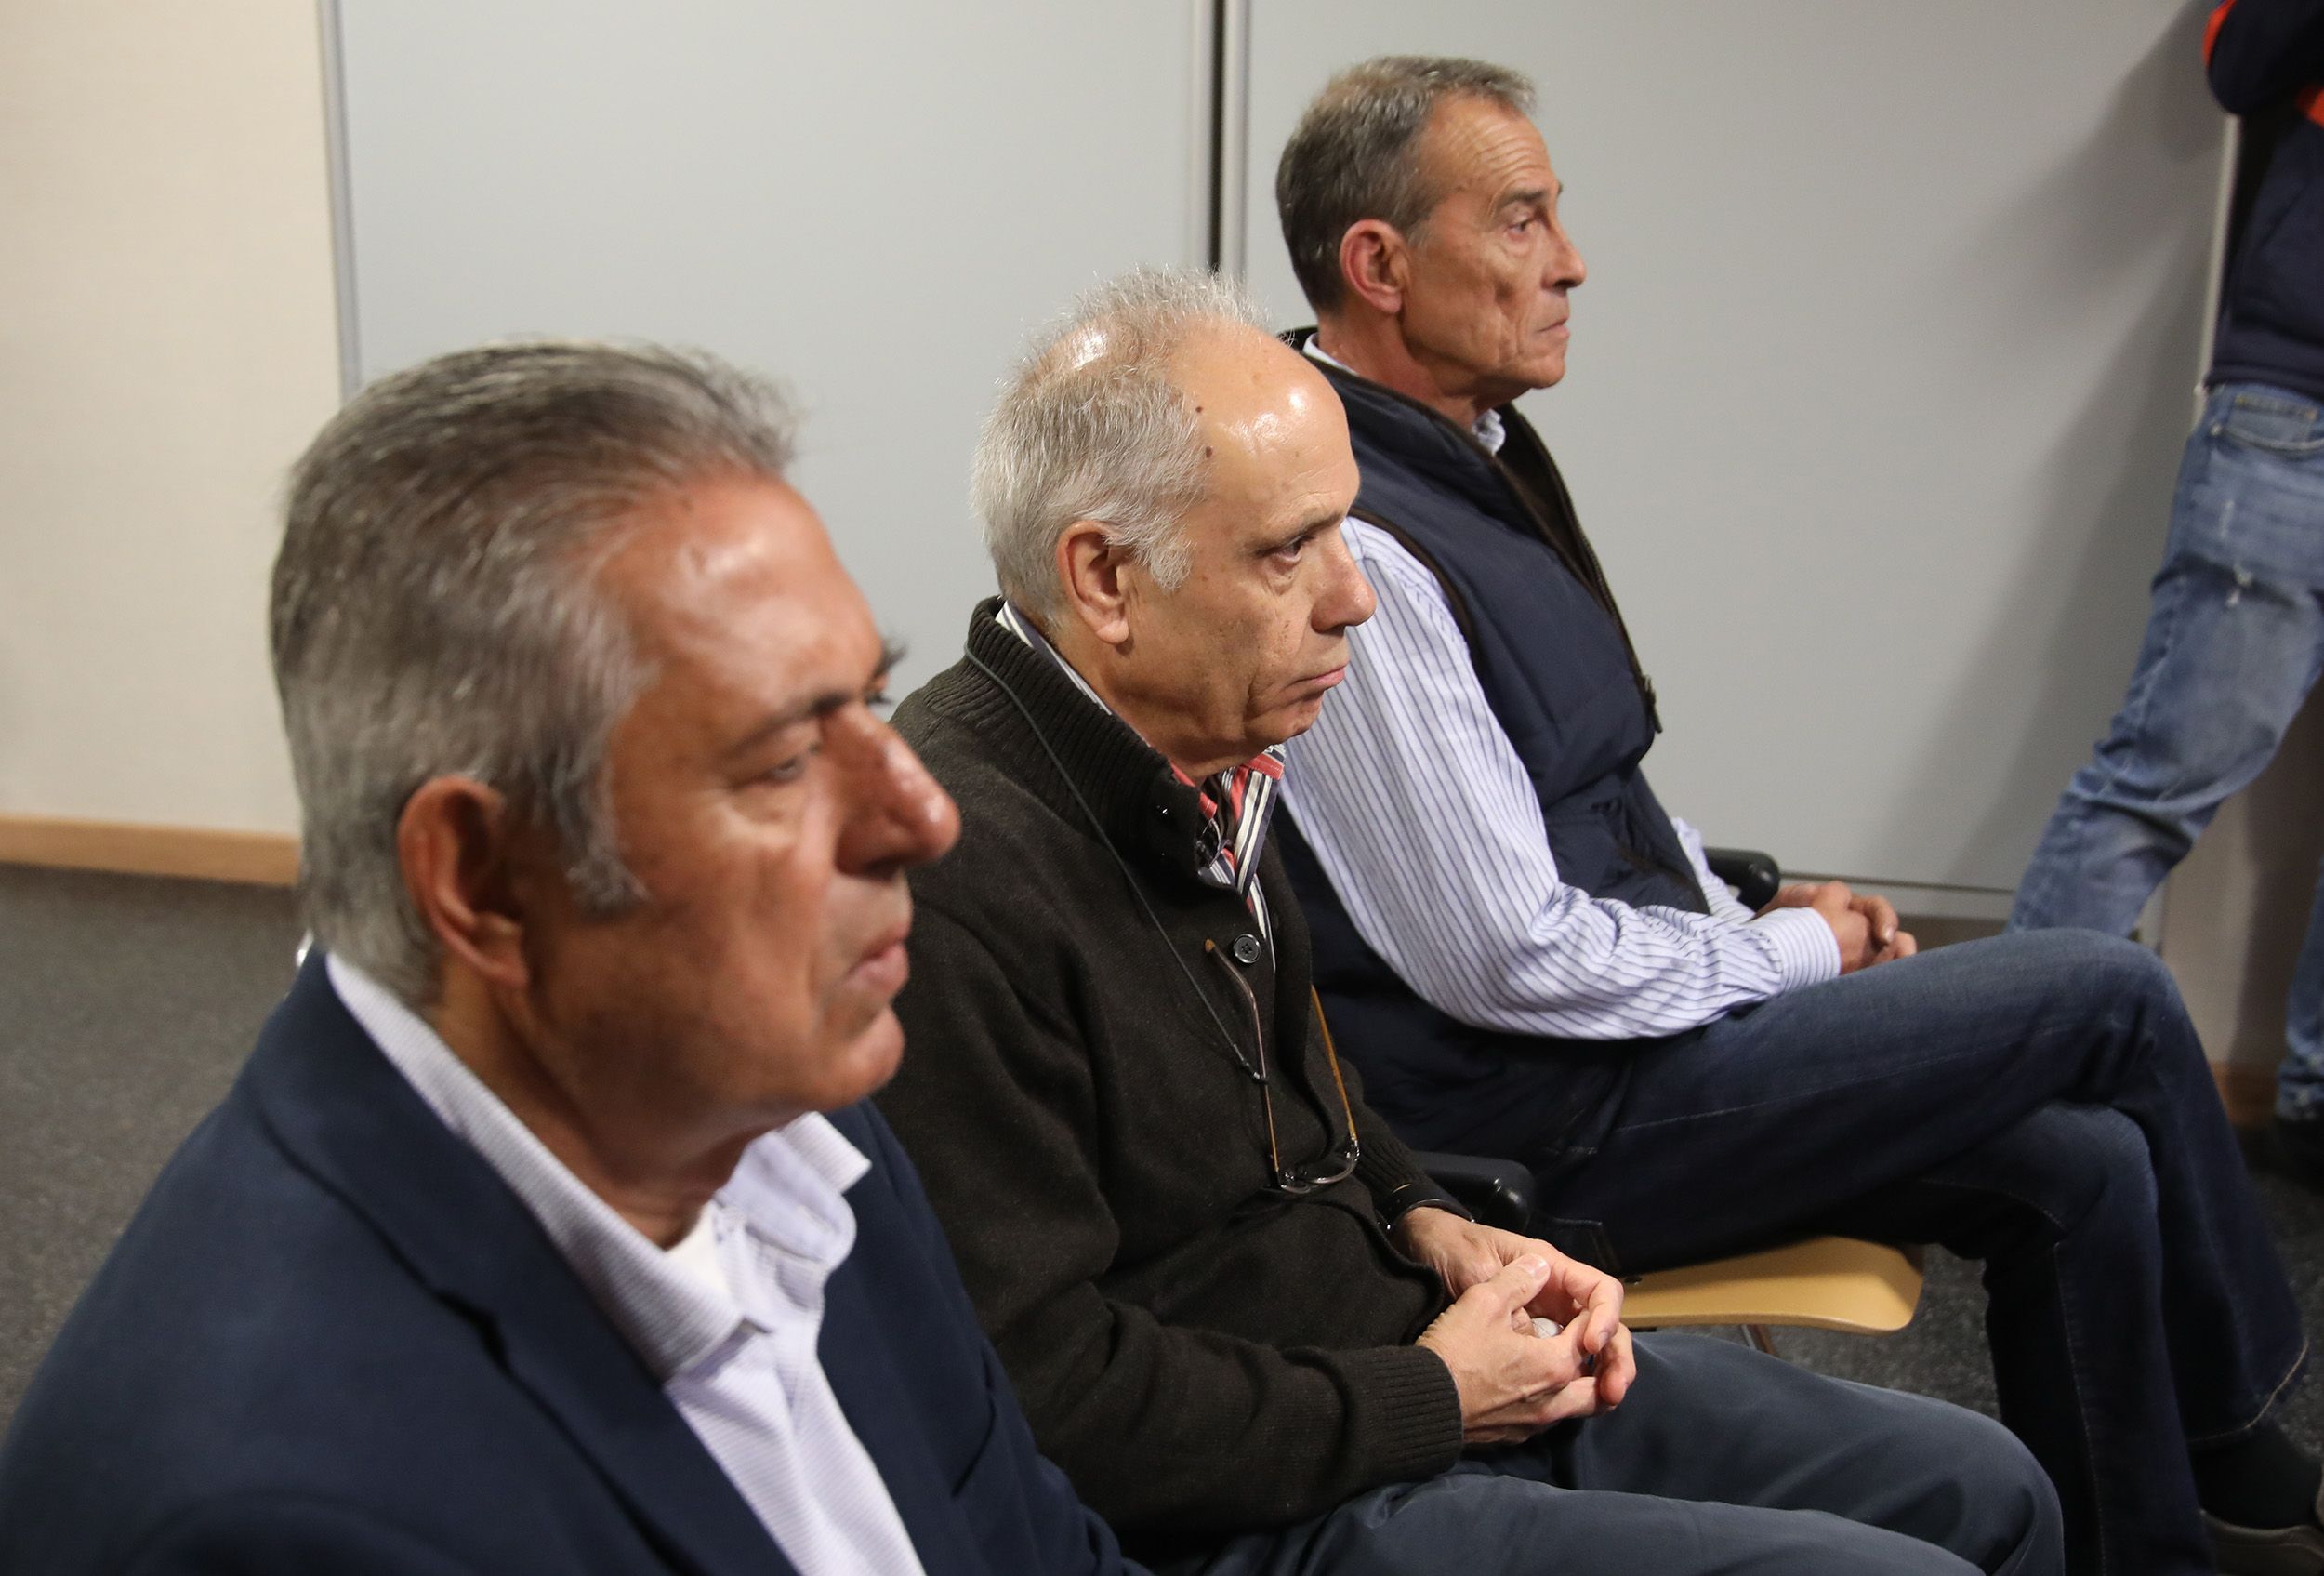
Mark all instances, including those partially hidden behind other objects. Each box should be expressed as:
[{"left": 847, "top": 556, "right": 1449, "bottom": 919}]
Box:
[
  {"left": 3, "top": 863, "right": 2319, "bottom": 1462},
  {"left": 1, "top": 865, "right": 300, "bottom": 1424}
]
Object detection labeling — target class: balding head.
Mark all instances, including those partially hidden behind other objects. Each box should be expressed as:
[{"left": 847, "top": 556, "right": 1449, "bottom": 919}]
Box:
[
  {"left": 971, "top": 268, "right": 1276, "bottom": 618},
  {"left": 1169, "top": 323, "right": 1349, "bottom": 548},
  {"left": 984, "top": 271, "right": 1373, "bottom": 776}
]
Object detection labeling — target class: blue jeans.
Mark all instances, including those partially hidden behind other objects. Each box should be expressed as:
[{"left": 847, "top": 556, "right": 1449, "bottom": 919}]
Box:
[
  {"left": 1496, "top": 932, "right": 2307, "bottom": 1576},
  {"left": 1172, "top": 1333, "right": 2061, "bottom": 1576},
  {"left": 2011, "top": 381, "right": 2324, "bottom": 1119}
]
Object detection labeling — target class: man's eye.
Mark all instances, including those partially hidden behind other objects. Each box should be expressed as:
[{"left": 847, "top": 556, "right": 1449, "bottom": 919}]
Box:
[
  {"left": 866, "top": 690, "right": 895, "bottom": 715},
  {"left": 1272, "top": 537, "right": 1308, "bottom": 563},
  {"left": 761, "top": 747, "right": 818, "bottom": 784}
]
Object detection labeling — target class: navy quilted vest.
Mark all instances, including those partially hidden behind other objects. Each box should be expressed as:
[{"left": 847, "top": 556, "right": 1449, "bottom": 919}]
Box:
[{"left": 1276, "top": 347, "right": 1702, "bottom": 1170}]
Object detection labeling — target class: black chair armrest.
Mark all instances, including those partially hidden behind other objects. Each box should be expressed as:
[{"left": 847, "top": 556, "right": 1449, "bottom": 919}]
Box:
[
  {"left": 1702, "top": 846, "right": 1781, "bottom": 910},
  {"left": 1412, "top": 1151, "right": 1535, "bottom": 1232}
]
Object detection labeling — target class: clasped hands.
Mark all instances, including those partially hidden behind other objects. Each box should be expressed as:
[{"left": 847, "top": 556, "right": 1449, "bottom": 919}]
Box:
[
  {"left": 1398, "top": 1206, "right": 1636, "bottom": 1446},
  {"left": 1762, "top": 880, "right": 1918, "bottom": 973}
]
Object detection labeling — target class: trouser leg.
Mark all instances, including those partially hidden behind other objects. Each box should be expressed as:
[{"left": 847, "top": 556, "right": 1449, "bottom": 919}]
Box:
[
  {"left": 2279, "top": 855, "right": 2324, "bottom": 1119},
  {"left": 2010, "top": 383, "right": 2324, "bottom": 940},
  {"left": 1819, "top": 1107, "right": 2215, "bottom": 1576},
  {"left": 1172, "top": 1335, "right": 2061, "bottom": 1576},
  {"left": 1541, "top": 1336, "right": 2061, "bottom": 1576},
  {"left": 1533, "top": 931, "right": 2306, "bottom": 1573}
]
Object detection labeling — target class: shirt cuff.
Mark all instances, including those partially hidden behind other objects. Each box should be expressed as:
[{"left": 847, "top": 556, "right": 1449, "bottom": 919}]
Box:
[{"left": 1750, "top": 906, "right": 1843, "bottom": 991}]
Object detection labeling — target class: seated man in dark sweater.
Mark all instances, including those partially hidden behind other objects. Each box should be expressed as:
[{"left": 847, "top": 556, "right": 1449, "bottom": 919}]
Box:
[
  {"left": 1265, "top": 54, "right": 2319, "bottom": 1576},
  {"left": 877, "top": 267, "right": 2062, "bottom": 1576}
]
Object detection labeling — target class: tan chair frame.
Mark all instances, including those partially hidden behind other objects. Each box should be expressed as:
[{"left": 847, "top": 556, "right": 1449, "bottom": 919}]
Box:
[{"left": 1622, "top": 1237, "right": 1925, "bottom": 1357}]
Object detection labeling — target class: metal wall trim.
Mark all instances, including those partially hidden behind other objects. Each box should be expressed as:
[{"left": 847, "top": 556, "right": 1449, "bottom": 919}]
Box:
[
  {"left": 315, "top": 0, "right": 362, "bottom": 400},
  {"left": 1213, "top": 0, "right": 1250, "bottom": 277}
]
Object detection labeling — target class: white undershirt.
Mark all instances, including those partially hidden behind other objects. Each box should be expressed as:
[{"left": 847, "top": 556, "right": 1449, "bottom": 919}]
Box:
[{"left": 664, "top": 1204, "right": 727, "bottom": 1300}]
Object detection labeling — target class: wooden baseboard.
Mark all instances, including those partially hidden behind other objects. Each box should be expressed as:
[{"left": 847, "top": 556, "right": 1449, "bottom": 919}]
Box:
[
  {"left": 2212, "top": 1060, "right": 2278, "bottom": 1130},
  {"left": 0, "top": 814, "right": 297, "bottom": 887}
]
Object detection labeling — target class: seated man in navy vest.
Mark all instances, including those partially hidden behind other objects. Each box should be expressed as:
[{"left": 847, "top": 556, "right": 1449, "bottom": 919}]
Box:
[
  {"left": 877, "top": 266, "right": 2064, "bottom": 1576},
  {"left": 0, "top": 342, "right": 1140, "bottom": 1576},
  {"left": 1267, "top": 55, "right": 2318, "bottom": 1576}
]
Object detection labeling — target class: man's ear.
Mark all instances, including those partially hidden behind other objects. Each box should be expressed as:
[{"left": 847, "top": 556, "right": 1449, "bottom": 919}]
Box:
[
  {"left": 397, "top": 776, "right": 532, "bottom": 990},
  {"left": 1339, "top": 219, "right": 1410, "bottom": 318},
  {"left": 1054, "top": 518, "right": 1135, "bottom": 650}
]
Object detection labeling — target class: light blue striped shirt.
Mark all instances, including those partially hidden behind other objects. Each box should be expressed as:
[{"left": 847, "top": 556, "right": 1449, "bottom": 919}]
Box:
[
  {"left": 1278, "top": 510, "right": 1839, "bottom": 1041},
  {"left": 328, "top": 955, "right": 929, "bottom": 1576}
]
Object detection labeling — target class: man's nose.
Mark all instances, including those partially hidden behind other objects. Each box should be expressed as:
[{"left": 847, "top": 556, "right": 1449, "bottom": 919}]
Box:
[
  {"left": 1316, "top": 529, "right": 1377, "bottom": 632},
  {"left": 838, "top": 714, "right": 960, "bottom": 875},
  {"left": 1551, "top": 226, "right": 1587, "bottom": 290}
]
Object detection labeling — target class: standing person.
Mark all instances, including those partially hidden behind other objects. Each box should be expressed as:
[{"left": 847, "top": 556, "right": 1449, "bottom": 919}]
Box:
[
  {"left": 0, "top": 341, "right": 1142, "bottom": 1576},
  {"left": 878, "top": 267, "right": 2066, "bottom": 1576},
  {"left": 1264, "top": 53, "right": 2317, "bottom": 1576},
  {"left": 2014, "top": 0, "right": 2324, "bottom": 1189}
]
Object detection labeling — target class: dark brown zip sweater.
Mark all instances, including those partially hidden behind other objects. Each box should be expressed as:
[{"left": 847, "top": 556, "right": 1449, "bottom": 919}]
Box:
[{"left": 876, "top": 603, "right": 1462, "bottom": 1558}]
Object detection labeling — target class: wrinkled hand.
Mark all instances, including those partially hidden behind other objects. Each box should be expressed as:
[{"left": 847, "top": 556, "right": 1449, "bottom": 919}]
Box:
[
  {"left": 1760, "top": 881, "right": 1913, "bottom": 973},
  {"left": 1397, "top": 1210, "right": 1636, "bottom": 1442},
  {"left": 1415, "top": 1253, "right": 1637, "bottom": 1444},
  {"left": 1393, "top": 1206, "right": 1523, "bottom": 1297},
  {"left": 1847, "top": 890, "right": 1917, "bottom": 968}
]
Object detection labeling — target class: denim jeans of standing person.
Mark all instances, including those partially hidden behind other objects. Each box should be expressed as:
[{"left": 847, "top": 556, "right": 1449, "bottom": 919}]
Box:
[
  {"left": 1472, "top": 929, "right": 2307, "bottom": 1576},
  {"left": 2011, "top": 381, "right": 2324, "bottom": 1125}
]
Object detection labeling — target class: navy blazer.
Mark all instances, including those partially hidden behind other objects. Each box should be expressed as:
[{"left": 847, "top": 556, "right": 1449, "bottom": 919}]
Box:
[{"left": 0, "top": 955, "right": 1136, "bottom": 1576}]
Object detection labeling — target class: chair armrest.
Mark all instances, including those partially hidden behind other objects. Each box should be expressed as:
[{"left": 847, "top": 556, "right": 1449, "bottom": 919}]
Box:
[
  {"left": 1702, "top": 846, "right": 1781, "bottom": 910},
  {"left": 1412, "top": 1151, "right": 1535, "bottom": 1232}
]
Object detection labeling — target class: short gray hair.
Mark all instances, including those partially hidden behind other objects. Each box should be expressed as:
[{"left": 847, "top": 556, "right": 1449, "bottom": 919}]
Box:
[
  {"left": 271, "top": 339, "right": 797, "bottom": 1006},
  {"left": 1275, "top": 55, "right": 1536, "bottom": 312},
  {"left": 972, "top": 267, "right": 1271, "bottom": 616}
]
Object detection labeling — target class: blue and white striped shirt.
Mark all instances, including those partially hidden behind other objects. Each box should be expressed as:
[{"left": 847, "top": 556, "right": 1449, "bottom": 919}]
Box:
[
  {"left": 329, "top": 956, "right": 929, "bottom": 1576},
  {"left": 1279, "top": 512, "right": 1839, "bottom": 1041}
]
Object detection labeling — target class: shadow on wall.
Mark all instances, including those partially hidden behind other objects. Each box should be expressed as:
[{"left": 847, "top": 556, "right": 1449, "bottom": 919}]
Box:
[
  {"left": 2161, "top": 684, "right": 2324, "bottom": 1070},
  {"left": 1880, "top": 0, "right": 2225, "bottom": 884}
]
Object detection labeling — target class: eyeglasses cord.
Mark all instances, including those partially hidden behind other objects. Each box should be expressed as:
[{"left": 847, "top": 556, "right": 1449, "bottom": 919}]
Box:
[{"left": 966, "top": 650, "right": 1253, "bottom": 1080}]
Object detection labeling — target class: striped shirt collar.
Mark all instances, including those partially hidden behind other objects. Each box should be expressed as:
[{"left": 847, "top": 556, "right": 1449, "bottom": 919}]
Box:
[
  {"left": 325, "top": 953, "right": 869, "bottom": 1381},
  {"left": 1303, "top": 338, "right": 1507, "bottom": 455},
  {"left": 993, "top": 600, "right": 1285, "bottom": 921}
]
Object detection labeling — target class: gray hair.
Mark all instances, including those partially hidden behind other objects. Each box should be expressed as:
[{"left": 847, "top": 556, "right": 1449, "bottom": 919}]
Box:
[
  {"left": 1275, "top": 55, "right": 1536, "bottom": 312},
  {"left": 271, "top": 339, "right": 797, "bottom": 1006},
  {"left": 971, "top": 267, "right": 1271, "bottom": 616}
]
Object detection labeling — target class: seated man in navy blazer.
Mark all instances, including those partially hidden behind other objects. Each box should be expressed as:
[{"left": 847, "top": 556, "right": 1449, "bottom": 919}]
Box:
[{"left": 0, "top": 342, "right": 1140, "bottom": 1576}]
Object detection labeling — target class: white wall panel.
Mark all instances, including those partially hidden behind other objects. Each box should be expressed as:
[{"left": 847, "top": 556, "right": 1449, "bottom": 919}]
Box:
[
  {"left": 1241, "top": 0, "right": 2227, "bottom": 891},
  {"left": 0, "top": 4, "right": 337, "bottom": 835},
  {"left": 334, "top": 0, "right": 1203, "bottom": 694}
]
